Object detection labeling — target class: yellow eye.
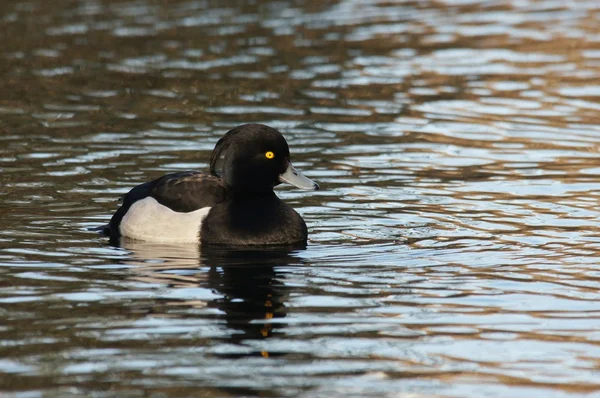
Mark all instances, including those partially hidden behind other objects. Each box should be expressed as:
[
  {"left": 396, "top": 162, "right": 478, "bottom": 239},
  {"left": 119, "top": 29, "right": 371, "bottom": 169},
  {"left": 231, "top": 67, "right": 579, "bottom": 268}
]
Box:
[{"left": 265, "top": 151, "right": 275, "bottom": 159}]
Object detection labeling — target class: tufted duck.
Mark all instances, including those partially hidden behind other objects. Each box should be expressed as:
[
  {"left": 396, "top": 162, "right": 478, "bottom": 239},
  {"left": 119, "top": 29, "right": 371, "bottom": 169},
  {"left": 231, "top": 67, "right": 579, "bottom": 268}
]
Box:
[{"left": 104, "top": 124, "right": 319, "bottom": 246}]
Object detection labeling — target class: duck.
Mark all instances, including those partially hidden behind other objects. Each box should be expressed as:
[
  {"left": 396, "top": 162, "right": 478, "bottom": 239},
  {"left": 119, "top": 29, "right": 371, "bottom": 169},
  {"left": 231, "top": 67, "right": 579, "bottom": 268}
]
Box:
[{"left": 104, "top": 124, "right": 319, "bottom": 246}]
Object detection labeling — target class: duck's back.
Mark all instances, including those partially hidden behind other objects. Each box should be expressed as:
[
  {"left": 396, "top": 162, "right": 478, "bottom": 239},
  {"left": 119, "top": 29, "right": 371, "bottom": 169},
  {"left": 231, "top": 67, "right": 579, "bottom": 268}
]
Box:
[{"left": 108, "top": 172, "right": 228, "bottom": 242}]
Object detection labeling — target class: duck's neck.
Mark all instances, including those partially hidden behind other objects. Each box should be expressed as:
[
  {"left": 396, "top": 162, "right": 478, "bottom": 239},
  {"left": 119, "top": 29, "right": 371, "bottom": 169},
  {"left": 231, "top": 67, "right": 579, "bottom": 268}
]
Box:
[{"left": 230, "top": 187, "right": 278, "bottom": 201}]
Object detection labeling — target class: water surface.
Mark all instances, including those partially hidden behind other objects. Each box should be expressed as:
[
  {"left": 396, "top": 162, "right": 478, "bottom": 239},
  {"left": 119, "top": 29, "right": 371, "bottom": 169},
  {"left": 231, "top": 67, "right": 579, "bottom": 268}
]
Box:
[{"left": 2, "top": 0, "right": 600, "bottom": 397}]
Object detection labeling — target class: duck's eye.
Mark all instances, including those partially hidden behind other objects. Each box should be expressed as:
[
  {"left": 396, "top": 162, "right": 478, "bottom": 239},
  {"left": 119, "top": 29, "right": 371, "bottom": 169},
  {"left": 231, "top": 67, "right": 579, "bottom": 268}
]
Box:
[{"left": 265, "top": 151, "right": 275, "bottom": 159}]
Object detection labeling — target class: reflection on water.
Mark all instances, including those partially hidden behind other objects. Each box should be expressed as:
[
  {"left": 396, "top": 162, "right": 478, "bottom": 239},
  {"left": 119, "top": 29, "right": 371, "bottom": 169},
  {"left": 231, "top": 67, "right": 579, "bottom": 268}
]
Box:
[
  {"left": 2, "top": 0, "right": 600, "bottom": 396},
  {"left": 122, "top": 240, "right": 300, "bottom": 346}
]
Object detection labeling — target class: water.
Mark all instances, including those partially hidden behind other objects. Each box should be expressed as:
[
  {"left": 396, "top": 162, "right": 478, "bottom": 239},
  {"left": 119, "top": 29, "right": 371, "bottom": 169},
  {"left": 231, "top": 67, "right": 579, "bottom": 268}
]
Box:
[{"left": 2, "top": 0, "right": 600, "bottom": 396}]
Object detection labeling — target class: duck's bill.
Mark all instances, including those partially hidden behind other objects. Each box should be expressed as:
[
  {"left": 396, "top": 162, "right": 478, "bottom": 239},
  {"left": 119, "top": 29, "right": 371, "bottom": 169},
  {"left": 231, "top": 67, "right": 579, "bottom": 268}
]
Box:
[{"left": 279, "top": 163, "right": 319, "bottom": 190}]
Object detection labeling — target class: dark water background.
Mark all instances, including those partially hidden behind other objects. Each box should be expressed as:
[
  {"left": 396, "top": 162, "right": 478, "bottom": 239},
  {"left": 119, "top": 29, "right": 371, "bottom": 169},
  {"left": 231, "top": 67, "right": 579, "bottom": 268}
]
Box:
[{"left": 2, "top": 0, "right": 600, "bottom": 396}]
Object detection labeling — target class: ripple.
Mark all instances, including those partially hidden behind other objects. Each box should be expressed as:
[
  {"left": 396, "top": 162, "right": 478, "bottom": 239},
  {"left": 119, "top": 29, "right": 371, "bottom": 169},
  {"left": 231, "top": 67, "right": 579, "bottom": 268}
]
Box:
[{"left": 205, "top": 106, "right": 304, "bottom": 115}]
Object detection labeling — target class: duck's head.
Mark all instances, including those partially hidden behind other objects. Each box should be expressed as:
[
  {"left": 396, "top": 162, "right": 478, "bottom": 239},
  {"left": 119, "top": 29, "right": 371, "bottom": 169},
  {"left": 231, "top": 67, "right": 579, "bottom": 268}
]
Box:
[{"left": 210, "top": 124, "right": 319, "bottom": 195}]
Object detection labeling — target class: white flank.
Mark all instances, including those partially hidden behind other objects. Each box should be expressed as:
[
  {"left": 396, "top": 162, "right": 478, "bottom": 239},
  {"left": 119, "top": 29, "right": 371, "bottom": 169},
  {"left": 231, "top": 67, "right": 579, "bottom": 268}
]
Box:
[{"left": 120, "top": 197, "right": 210, "bottom": 243}]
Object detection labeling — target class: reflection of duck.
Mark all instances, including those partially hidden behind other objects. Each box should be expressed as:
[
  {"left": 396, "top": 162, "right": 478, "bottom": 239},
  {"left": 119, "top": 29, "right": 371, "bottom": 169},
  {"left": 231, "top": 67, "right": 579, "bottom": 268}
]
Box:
[
  {"left": 103, "top": 124, "right": 318, "bottom": 246},
  {"left": 203, "top": 247, "right": 303, "bottom": 346},
  {"left": 118, "top": 238, "right": 206, "bottom": 286},
  {"left": 118, "top": 239, "right": 306, "bottom": 355}
]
